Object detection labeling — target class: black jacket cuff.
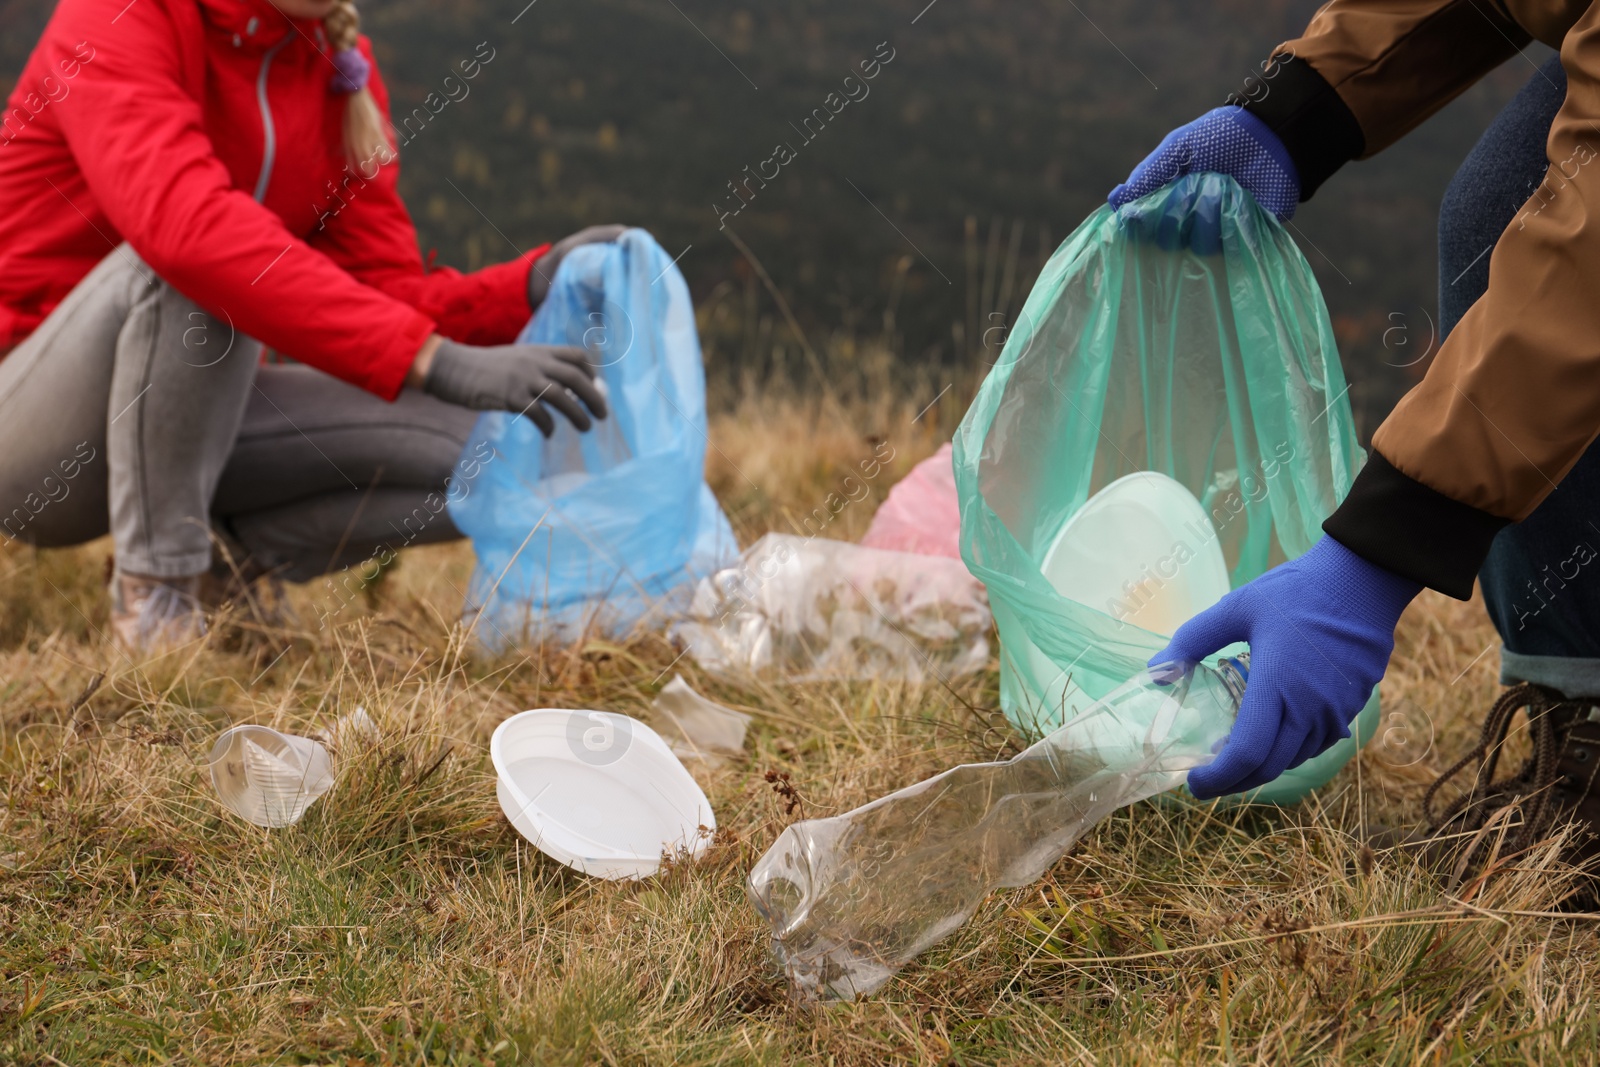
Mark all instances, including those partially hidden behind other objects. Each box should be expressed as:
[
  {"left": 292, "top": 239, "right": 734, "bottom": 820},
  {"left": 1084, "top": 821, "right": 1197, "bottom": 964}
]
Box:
[
  {"left": 1231, "top": 52, "right": 1365, "bottom": 201},
  {"left": 1323, "top": 451, "right": 1509, "bottom": 600}
]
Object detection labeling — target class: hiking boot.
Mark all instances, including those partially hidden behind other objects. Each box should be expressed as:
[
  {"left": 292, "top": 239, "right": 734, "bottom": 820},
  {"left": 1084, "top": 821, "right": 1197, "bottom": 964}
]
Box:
[
  {"left": 1412, "top": 682, "right": 1600, "bottom": 904},
  {"left": 109, "top": 571, "right": 207, "bottom": 654},
  {"left": 200, "top": 556, "right": 299, "bottom": 633},
  {"left": 200, "top": 528, "right": 300, "bottom": 635}
]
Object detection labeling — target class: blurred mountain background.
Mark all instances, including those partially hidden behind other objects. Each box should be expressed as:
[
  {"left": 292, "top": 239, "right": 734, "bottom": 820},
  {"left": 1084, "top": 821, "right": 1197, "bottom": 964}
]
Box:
[{"left": 1, "top": 0, "right": 1549, "bottom": 434}]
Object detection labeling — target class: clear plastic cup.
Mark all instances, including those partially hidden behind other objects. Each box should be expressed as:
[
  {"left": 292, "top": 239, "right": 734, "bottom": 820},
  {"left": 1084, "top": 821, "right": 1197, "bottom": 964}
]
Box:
[{"left": 208, "top": 725, "right": 336, "bottom": 829}]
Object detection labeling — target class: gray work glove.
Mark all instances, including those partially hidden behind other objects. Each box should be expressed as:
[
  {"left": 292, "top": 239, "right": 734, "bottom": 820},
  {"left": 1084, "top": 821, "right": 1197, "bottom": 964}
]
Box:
[
  {"left": 423, "top": 338, "right": 607, "bottom": 436},
  {"left": 528, "top": 224, "right": 629, "bottom": 307}
]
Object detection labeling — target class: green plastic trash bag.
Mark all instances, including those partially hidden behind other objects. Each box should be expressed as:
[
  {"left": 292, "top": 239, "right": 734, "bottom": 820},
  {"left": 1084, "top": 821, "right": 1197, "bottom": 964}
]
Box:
[{"left": 953, "top": 173, "right": 1373, "bottom": 805}]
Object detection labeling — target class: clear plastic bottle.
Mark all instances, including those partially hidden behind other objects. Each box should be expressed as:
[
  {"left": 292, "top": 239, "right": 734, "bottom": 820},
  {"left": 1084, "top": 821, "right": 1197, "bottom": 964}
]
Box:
[{"left": 746, "top": 656, "right": 1247, "bottom": 1001}]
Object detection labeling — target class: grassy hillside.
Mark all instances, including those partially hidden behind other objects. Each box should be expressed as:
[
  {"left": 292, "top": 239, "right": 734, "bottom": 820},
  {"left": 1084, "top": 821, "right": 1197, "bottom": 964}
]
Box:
[
  {"left": 2, "top": 5, "right": 1595, "bottom": 1063},
  {"left": 2, "top": 381, "right": 1598, "bottom": 1064}
]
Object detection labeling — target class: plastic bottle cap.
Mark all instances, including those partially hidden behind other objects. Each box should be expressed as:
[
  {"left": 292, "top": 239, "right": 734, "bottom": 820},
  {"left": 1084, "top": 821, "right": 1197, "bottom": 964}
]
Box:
[{"left": 490, "top": 709, "right": 716, "bottom": 881}]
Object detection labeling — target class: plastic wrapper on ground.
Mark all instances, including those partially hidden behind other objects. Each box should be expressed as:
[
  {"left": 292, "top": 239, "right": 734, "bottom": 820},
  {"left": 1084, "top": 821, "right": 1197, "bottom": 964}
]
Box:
[
  {"left": 652, "top": 674, "right": 751, "bottom": 764},
  {"left": 674, "top": 533, "right": 991, "bottom": 683}
]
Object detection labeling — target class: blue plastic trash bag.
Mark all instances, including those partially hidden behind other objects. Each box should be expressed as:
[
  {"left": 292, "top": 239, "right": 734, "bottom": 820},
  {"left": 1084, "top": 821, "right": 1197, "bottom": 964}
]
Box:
[
  {"left": 449, "top": 229, "right": 737, "bottom": 647},
  {"left": 954, "top": 174, "right": 1372, "bottom": 805}
]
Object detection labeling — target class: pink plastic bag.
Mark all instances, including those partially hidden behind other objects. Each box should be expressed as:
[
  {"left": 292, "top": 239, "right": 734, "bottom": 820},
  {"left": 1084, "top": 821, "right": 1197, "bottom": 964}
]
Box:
[{"left": 861, "top": 443, "right": 963, "bottom": 559}]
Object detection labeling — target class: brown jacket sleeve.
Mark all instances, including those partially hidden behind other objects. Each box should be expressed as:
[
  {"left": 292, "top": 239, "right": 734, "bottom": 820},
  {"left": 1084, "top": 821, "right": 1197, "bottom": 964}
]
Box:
[
  {"left": 1240, "top": 2, "right": 1533, "bottom": 196},
  {"left": 1355, "top": 11, "right": 1600, "bottom": 575},
  {"left": 1240, "top": 2, "right": 1600, "bottom": 599},
  {"left": 1285, "top": 1, "right": 1531, "bottom": 154}
]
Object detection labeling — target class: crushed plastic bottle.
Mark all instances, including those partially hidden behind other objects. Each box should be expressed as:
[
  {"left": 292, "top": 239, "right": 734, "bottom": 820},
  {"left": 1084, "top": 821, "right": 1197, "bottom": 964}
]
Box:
[{"left": 746, "top": 656, "right": 1247, "bottom": 1000}]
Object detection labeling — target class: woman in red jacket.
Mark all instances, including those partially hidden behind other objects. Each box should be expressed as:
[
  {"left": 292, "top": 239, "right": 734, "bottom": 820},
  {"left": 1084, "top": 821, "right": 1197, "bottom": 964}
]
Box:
[{"left": 0, "top": 0, "right": 617, "bottom": 651}]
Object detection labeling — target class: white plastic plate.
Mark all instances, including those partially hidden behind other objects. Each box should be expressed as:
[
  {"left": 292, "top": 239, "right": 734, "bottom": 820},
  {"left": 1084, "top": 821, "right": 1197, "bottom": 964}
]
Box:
[
  {"left": 491, "top": 709, "right": 716, "bottom": 881},
  {"left": 1041, "top": 470, "right": 1231, "bottom": 636}
]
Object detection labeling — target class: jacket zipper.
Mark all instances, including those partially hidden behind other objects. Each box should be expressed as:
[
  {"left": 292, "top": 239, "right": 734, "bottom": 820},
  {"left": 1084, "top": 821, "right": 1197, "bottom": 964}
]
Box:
[{"left": 251, "top": 38, "right": 291, "bottom": 203}]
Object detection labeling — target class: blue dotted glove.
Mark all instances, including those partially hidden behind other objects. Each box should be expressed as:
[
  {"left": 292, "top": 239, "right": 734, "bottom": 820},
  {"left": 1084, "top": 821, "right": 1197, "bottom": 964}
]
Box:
[
  {"left": 1150, "top": 536, "right": 1421, "bottom": 799},
  {"left": 1109, "top": 106, "right": 1300, "bottom": 253}
]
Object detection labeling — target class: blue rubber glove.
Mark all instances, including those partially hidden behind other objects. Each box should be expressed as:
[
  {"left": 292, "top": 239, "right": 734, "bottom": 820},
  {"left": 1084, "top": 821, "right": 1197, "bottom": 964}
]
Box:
[
  {"left": 1150, "top": 536, "right": 1422, "bottom": 799},
  {"left": 1108, "top": 106, "right": 1300, "bottom": 253}
]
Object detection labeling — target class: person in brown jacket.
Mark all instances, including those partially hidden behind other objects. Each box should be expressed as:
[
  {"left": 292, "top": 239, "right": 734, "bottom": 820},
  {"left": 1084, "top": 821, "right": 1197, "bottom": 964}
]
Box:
[{"left": 1110, "top": 1, "right": 1600, "bottom": 896}]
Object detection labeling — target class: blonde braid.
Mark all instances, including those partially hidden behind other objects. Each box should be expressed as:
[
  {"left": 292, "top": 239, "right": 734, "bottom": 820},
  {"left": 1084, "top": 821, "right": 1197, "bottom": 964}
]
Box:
[{"left": 327, "top": 0, "right": 393, "bottom": 175}]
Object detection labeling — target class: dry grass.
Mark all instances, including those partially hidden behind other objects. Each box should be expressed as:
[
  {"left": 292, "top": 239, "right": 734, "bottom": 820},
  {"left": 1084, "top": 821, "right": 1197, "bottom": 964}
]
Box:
[{"left": 2, "top": 383, "right": 1599, "bottom": 1065}]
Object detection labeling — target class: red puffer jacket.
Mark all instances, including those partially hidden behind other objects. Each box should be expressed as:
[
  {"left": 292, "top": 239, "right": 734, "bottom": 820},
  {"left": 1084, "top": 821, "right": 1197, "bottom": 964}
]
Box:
[{"left": 0, "top": 0, "right": 544, "bottom": 399}]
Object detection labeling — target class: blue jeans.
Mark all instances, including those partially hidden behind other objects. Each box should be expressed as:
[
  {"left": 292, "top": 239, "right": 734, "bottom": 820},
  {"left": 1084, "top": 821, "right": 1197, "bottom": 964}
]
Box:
[{"left": 1439, "top": 54, "right": 1600, "bottom": 694}]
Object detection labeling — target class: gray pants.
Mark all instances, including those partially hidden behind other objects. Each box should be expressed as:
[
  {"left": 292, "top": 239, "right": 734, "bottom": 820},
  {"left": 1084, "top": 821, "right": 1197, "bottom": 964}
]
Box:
[{"left": 0, "top": 246, "right": 478, "bottom": 582}]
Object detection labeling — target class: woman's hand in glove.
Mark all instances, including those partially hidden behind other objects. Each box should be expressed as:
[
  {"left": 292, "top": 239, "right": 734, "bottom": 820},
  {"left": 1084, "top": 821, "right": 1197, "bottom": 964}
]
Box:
[
  {"left": 411, "top": 335, "right": 607, "bottom": 436},
  {"left": 1108, "top": 106, "right": 1299, "bottom": 252},
  {"left": 528, "top": 224, "right": 629, "bottom": 307},
  {"left": 1150, "top": 535, "right": 1421, "bottom": 799}
]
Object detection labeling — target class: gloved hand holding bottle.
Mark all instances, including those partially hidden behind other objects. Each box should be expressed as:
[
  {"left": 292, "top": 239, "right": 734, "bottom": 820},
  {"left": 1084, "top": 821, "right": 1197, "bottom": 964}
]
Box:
[
  {"left": 1150, "top": 535, "right": 1422, "bottom": 798},
  {"left": 1108, "top": 105, "right": 1300, "bottom": 253}
]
